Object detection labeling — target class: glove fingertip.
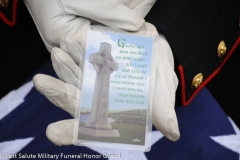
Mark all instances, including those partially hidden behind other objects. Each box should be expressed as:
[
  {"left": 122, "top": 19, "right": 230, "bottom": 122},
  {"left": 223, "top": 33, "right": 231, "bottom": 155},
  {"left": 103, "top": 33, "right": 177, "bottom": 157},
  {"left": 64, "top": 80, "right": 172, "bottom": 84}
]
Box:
[
  {"left": 51, "top": 47, "right": 66, "bottom": 63},
  {"left": 167, "top": 118, "right": 180, "bottom": 142},
  {"left": 46, "top": 120, "right": 74, "bottom": 146},
  {"left": 33, "top": 74, "right": 48, "bottom": 93},
  {"left": 126, "top": 16, "right": 145, "bottom": 31},
  {"left": 153, "top": 116, "right": 180, "bottom": 142},
  {"left": 46, "top": 124, "right": 62, "bottom": 146}
]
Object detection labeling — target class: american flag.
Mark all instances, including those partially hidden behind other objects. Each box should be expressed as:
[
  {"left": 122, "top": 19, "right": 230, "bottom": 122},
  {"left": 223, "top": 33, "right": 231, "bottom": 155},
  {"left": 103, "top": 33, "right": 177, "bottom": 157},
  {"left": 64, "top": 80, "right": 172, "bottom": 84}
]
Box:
[{"left": 0, "top": 61, "right": 239, "bottom": 160}]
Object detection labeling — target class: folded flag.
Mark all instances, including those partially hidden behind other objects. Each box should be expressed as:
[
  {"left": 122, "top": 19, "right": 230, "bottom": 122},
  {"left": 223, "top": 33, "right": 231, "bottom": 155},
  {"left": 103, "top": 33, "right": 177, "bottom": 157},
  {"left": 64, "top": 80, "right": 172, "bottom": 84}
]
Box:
[{"left": 0, "top": 61, "right": 239, "bottom": 160}]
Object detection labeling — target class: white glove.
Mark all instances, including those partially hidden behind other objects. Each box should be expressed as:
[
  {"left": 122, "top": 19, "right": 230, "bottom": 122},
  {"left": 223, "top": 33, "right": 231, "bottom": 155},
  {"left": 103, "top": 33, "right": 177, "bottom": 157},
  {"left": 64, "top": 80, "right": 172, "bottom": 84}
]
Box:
[
  {"left": 24, "top": 0, "right": 156, "bottom": 52},
  {"left": 26, "top": 0, "right": 180, "bottom": 145},
  {"left": 34, "top": 26, "right": 179, "bottom": 146}
]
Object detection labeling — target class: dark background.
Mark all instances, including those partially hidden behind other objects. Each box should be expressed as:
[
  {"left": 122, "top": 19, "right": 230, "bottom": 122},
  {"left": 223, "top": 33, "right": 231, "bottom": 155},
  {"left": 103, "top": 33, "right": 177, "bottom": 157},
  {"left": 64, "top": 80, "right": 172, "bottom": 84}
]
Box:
[{"left": 0, "top": 2, "right": 239, "bottom": 127}]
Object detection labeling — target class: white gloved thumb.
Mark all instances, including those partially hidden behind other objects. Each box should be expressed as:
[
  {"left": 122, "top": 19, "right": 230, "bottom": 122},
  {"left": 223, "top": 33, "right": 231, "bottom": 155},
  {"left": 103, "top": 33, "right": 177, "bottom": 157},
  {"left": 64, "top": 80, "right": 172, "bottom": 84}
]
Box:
[{"left": 151, "top": 34, "right": 180, "bottom": 141}]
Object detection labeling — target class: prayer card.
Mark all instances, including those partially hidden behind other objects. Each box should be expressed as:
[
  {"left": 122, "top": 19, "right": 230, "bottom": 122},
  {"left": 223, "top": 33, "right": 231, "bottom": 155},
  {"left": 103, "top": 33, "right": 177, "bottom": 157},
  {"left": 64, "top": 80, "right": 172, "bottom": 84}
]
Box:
[{"left": 73, "top": 31, "right": 155, "bottom": 151}]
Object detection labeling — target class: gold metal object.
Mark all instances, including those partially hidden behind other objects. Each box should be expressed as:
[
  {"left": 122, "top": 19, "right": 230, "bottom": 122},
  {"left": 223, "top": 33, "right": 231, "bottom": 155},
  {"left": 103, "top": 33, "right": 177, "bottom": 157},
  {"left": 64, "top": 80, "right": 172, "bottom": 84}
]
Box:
[
  {"left": 217, "top": 41, "right": 227, "bottom": 58},
  {"left": 0, "top": 0, "right": 9, "bottom": 7},
  {"left": 191, "top": 73, "right": 203, "bottom": 89}
]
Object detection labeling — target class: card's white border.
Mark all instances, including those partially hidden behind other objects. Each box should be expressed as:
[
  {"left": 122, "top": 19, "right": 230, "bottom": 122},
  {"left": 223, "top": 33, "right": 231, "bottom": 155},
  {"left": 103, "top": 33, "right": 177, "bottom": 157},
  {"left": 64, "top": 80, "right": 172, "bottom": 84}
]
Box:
[{"left": 73, "top": 30, "right": 159, "bottom": 152}]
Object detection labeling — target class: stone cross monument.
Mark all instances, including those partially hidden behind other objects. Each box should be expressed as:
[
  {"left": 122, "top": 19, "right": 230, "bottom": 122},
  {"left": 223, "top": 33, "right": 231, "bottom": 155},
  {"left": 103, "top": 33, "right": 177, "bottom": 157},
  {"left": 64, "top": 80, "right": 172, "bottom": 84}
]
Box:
[{"left": 79, "top": 42, "right": 120, "bottom": 137}]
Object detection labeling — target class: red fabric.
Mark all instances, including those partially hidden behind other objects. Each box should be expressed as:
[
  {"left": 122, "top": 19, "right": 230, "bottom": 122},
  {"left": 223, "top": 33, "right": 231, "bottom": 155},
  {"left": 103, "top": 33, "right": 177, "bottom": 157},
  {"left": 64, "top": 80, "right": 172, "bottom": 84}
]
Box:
[
  {"left": 0, "top": 0, "right": 18, "bottom": 26},
  {"left": 178, "top": 36, "right": 240, "bottom": 106}
]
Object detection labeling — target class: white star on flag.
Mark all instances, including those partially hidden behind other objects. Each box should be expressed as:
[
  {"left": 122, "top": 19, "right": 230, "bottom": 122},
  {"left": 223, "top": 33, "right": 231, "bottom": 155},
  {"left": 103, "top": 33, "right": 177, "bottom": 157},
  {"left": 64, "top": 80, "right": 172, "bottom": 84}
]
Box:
[
  {"left": 0, "top": 81, "right": 35, "bottom": 160},
  {"left": 0, "top": 81, "right": 33, "bottom": 120},
  {"left": 211, "top": 117, "right": 240, "bottom": 159},
  {"left": 0, "top": 138, "right": 34, "bottom": 160}
]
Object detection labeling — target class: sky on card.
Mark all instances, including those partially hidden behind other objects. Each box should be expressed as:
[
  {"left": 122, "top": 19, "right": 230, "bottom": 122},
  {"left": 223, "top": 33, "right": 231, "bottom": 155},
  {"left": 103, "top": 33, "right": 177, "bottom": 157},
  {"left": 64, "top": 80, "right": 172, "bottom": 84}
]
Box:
[{"left": 81, "top": 31, "right": 153, "bottom": 111}]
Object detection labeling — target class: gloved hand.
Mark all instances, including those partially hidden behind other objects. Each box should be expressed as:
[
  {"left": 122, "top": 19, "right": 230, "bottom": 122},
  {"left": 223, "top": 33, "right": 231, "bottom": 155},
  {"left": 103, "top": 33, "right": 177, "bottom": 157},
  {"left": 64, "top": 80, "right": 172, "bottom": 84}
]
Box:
[
  {"left": 24, "top": 0, "right": 155, "bottom": 52},
  {"left": 26, "top": 0, "right": 180, "bottom": 145},
  {"left": 34, "top": 26, "right": 180, "bottom": 145}
]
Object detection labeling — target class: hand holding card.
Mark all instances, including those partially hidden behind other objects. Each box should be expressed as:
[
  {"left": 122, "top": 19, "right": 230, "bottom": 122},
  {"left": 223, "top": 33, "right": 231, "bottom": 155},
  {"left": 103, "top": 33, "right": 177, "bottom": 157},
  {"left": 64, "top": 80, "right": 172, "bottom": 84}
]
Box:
[{"left": 33, "top": 22, "right": 180, "bottom": 150}]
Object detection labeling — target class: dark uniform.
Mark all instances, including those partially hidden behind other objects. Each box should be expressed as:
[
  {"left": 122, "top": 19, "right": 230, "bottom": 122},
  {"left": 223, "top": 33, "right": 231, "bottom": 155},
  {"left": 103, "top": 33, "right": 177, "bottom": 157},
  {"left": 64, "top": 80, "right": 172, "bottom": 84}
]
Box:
[
  {"left": 145, "top": 0, "right": 240, "bottom": 106},
  {"left": 0, "top": 0, "right": 239, "bottom": 123},
  {"left": 0, "top": 0, "right": 49, "bottom": 97}
]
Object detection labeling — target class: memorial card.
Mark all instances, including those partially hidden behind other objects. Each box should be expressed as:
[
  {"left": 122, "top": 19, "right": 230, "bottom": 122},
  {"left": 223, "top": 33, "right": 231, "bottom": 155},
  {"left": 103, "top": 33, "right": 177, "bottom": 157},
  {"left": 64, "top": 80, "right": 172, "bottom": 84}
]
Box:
[{"left": 73, "top": 31, "right": 154, "bottom": 151}]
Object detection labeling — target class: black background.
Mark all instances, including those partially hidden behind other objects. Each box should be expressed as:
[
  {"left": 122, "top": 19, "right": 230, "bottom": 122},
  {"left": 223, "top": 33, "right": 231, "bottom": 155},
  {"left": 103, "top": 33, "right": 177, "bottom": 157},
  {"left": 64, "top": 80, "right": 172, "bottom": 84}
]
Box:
[{"left": 0, "top": 2, "right": 239, "bottom": 127}]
